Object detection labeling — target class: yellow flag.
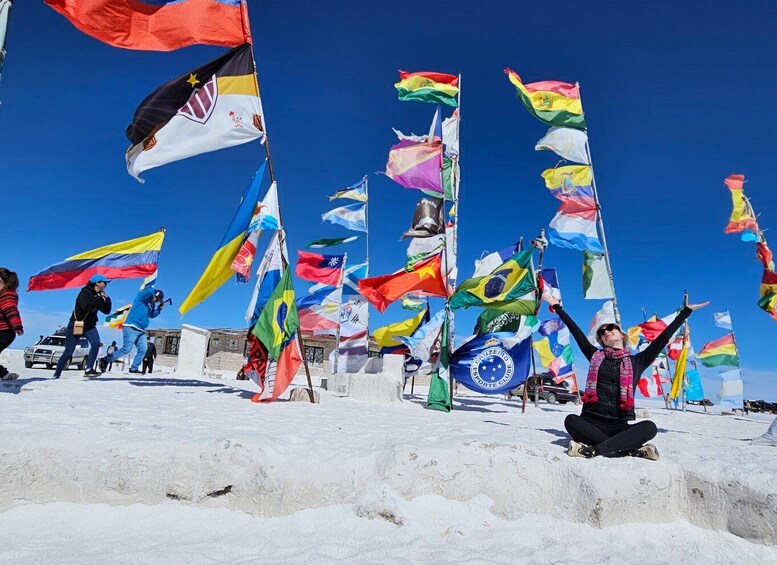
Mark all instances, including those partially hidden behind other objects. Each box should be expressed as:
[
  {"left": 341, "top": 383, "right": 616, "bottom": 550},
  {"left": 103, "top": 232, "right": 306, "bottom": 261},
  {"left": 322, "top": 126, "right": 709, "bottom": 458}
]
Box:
[
  {"left": 373, "top": 309, "right": 428, "bottom": 349},
  {"left": 669, "top": 343, "right": 688, "bottom": 401},
  {"left": 532, "top": 337, "right": 555, "bottom": 368}
]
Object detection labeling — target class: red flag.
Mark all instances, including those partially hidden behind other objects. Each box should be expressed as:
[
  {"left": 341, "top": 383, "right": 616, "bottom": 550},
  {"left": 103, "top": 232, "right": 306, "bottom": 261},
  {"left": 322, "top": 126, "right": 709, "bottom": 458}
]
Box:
[
  {"left": 358, "top": 253, "right": 448, "bottom": 313},
  {"left": 295, "top": 251, "right": 345, "bottom": 285},
  {"left": 241, "top": 333, "right": 268, "bottom": 394},
  {"left": 253, "top": 337, "right": 302, "bottom": 403},
  {"left": 45, "top": 0, "right": 251, "bottom": 51}
]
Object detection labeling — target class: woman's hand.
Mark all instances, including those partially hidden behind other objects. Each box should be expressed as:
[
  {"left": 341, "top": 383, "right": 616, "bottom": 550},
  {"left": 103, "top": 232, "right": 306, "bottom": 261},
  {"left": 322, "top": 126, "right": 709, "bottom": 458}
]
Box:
[
  {"left": 542, "top": 293, "right": 561, "bottom": 309},
  {"left": 687, "top": 301, "right": 710, "bottom": 311}
]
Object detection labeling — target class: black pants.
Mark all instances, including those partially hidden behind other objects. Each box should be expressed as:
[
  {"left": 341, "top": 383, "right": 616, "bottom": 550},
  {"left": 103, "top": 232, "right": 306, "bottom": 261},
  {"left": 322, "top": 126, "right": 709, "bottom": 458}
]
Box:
[
  {"left": 565, "top": 414, "right": 657, "bottom": 456},
  {"left": 142, "top": 358, "right": 154, "bottom": 374},
  {"left": 0, "top": 331, "right": 15, "bottom": 378}
]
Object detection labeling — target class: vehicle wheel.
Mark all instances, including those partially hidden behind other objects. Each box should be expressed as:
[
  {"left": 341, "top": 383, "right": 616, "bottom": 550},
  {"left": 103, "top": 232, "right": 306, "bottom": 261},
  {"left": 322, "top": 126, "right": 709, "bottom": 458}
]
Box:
[
  {"left": 25, "top": 361, "right": 32, "bottom": 369},
  {"left": 46, "top": 363, "right": 53, "bottom": 370},
  {"left": 546, "top": 392, "right": 558, "bottom": 405}
]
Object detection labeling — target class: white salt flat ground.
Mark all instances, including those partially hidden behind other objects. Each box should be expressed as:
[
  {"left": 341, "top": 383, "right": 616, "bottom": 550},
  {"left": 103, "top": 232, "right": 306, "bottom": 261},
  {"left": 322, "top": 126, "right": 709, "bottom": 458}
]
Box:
[{"left": 0, "top": 349, "right": 775, "bottom": 564}]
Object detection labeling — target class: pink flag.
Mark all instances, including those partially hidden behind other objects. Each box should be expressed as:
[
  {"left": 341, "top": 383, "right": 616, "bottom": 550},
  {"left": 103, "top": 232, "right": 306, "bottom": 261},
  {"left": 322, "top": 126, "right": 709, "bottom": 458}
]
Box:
[{"left": 386, "top": 139, "right": 443, "bottom": 194}]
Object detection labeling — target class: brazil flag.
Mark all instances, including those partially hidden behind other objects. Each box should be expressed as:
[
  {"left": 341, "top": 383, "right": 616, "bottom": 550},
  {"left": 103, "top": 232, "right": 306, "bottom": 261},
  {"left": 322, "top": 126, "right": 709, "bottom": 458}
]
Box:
[
  {"left": 450, "top": 249, "right": 539, "bottom": 315},
  {"left": 252, "top": 267, "right": 300, "bottom": 360}
]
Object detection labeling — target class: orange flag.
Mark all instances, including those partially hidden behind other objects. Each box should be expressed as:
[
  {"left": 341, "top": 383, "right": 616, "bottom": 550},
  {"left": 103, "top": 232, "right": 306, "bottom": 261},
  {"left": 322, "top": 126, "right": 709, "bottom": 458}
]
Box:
[{"left": 358, "top": 253, "right": 449, "bottom": 313}]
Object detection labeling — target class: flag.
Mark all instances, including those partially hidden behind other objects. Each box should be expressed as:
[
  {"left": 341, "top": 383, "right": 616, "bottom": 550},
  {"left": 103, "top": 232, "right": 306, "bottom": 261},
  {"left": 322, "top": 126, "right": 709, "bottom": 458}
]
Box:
[
  {"left": 741, "top": 229, "right": 760, "bottom": 242},
  {"left": 474, "top": 310, "right": 525, "bottom": 335},
  {"left": 399, "top": 310, "right": 445, "bottom": 375},
  {"left": 541, "top": 165, "right": 594, "bottom": 201},
  {"left": 638, "top": 309, "right": 682, "bottom": 342},
  {"left": 406, "top": 231, "right": 456, "bottom": 277},
  {"left": 401, "top": 293, "right": 427, "bottom": 312},
  {"left": 104, "top": 304, "right": 132, "bottom": 329},
  {"left": 535, "top": 126, "right": 590, "bottom": 164},
  {"left": 179, "top": 162, "right": 266, "bottom": 316},
  {"left": 586, "top": 300, "right": 616, "bottom": 345},
  {"left": 245, "top": 232, "right": 284, "bottom": 324},
  {"left": 297, "top": 286, "right": 343, "bottom": 336},
  {"left": 126, "top": 44, "right": 264, "bottom": 181},
  {"left": 441, "top": 157, "right": 458, "bottom": 201},
  {"left": 253, "top": 335, "right": 303, "bottom": 403},
  {"left": 295, "top": 251, "right": 345, "bottom": 285},
  {"left": 395, "top": 70, "right": 459, "bottom": 107},
  {"left": 540, "top": 268, "right": 562, "bottom": 302},
  {"left": 718, "top": 369, "right": 744, "bottom": 412},
  {"left": 473, "top": 243, "right": 520, "bottom": 277},
  {"left": 241, "top": 333, "right": 269, "bottom": 394},
  {"left": 385, "top": 138, "right": 443, "bottom": 195},
  {"left": 28, "top": 230, "right": 164, "bottom": 291},
  {"left": 322, "top": 202, "right": 367, "bottom": 232},
  {"left": 638, "top": 370, "right": 665, "bottom": 399},
  {"left": 251, "top": 267, "right": 299, "bottom": 361},
  {"left": 669, "top": 341, "right": 688, "bottom": 401},
  {"left": 759, "top": 269, "right": 777, "bottom": 321},
  {"left": 44, "top": 0, "right": 251, "bottom": 51},
  {"left": 724, "top": 174, "right": 758, "bottom": 234},
  {"left": 667, "top": 334, "right": 684, "bottom": 361},
  {"left": 685, "top": 365, "right": 705, "bottom": 402},
  {"left": 504, "top": 69, "right": 586, "bottom": 130},
  {"left": 450, "top": 332, "right": 532, "bottom": 395},
  {"left": 582, "top": 251, "right": 614, "bottom": 299},
  {"left": 373, "top": 309, "right": 428, "bottom": 350},
  {"left": 548, "top": 346, "right": 575, "bottom": 377},
  {"left": 332, "top": 262, "right": 370, "bottom": 372},
  {"left": 538, "top": 317, "right": 565, "bottom": 337},
  {"left": 442, "top": 110, "right": 460, "bottom": 156},
  {"left": 305, "top": 235, "right": 361, "bottom": 249},
  {"left": 713, "top": 311, "right": 733, "bottom": 330},
  {"left": 403, "top": 198, "right": 445, "bottom": 239},
  {"left": 698, "top": 334, "right": 739, "bottom": 367},
  {"left": 450, "top": 250, "right": 539, "bottom": 315},
  {"left": 328, "top": 179, "right": 368, "bottom": 202},
  {"left": 358, "top": 253, "right": 448, "bottom": 313},
  {"left": 533, "top": 337, "right": 555, "bottom": 367},
  {"left": 232, "top": 178, "right": 280, "bottom": 281},
  {"left": 756, "top": 242, "right": 775, "bottom": 272},
  {"left": 427, "top": 311, "right": 451, "bottom": 412},
  {"left": 547, "top": 199, "right": 603, "bottom": 253}
]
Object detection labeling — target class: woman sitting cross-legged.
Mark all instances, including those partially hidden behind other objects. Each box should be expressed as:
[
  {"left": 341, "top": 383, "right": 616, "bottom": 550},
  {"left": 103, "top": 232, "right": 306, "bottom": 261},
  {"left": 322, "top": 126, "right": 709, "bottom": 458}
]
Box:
[{"left": 543, "top": 293, "right": 708, "bottom": 461}]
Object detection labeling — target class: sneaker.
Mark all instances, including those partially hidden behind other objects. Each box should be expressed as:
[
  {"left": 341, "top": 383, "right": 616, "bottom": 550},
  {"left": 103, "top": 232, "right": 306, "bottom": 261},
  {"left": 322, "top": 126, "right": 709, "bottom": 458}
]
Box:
[
  {"left": 567, "top": 440, "right": 595, "bottom": 459},
  {"left": 631, "top": 443, "right": 659, "bottom": 461},
  {"left": 1, "top": 372, "right": 19, "bottom": 381},
  {"left": 84, "top": 369, "right": 102, "bottom": 377},
  {"left": 128, "top": 368, "right": 142, "bottom": 374},
  {"left": 99, "top": 358, "right": 108, "bottom": 372}
]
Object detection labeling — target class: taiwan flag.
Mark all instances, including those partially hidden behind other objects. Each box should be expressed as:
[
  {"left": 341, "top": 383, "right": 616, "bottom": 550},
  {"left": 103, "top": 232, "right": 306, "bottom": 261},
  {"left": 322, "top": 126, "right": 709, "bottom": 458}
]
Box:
[
  {"left": 45, "top": 0, "right": 251, "bottom": 51},
  {"left": 295, "top": 251, "right": 345, "bottom": 285}
]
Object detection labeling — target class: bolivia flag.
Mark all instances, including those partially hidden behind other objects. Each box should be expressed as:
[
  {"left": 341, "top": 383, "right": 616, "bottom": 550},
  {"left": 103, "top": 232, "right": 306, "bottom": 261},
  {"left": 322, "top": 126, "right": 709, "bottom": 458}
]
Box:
[
  {"left": 758, "top": 269, "right": 777, "bottom": 321},
  {"left": 724, "top": 174, "right": 759, "bottom": 234},
  {"left": 395, "top": 70, "right": 459, "bottom": 107},
  {"left": 295, "top": 251, "right": 345, "bottom": 285},
  {"left": 358, "top": 252, "right": 448, "bottom": 313},
  {"left": 697, "top": 334, "right": 739, "bottom": 368},
  {"left": 504, "top": 69, "right": 586, "bottom": 130}
]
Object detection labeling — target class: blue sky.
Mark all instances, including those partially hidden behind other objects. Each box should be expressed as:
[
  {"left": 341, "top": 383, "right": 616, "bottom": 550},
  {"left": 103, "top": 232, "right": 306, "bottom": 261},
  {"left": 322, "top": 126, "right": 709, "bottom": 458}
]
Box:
[{"left": 1, "top": 1, "right": 776, "bottom": 399}]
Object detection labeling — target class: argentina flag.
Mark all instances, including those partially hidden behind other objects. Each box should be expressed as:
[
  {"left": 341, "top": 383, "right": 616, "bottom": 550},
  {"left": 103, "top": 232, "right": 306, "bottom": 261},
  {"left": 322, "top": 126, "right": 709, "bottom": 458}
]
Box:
[{"left": 450, "top": 332, "right": 532, "bottom": 395}]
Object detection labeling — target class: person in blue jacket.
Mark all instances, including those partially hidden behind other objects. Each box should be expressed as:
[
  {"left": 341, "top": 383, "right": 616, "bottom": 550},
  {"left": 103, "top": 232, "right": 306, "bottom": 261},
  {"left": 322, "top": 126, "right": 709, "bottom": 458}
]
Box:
[{"left": 101, "top": 287, "right": 165, "bottom": 374}]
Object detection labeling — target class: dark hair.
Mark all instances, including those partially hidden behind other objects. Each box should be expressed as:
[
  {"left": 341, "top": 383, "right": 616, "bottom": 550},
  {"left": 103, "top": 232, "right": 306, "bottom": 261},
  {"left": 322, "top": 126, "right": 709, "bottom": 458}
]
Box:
[{"left": 0, "top": 268, "right": 20, "bottom": 291}]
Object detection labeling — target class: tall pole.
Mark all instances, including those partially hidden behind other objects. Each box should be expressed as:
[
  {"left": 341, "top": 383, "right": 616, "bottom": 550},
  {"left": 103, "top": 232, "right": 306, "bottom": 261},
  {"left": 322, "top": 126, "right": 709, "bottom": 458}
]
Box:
[
  {"left": 0, "top": 0, "right": 14, "bottom": 82},
  {"left": 363, "top": 175, "right": 370, "bottom": 354},
  {"left": 251, "top": 49, "right": 315, "bottom": 402},
  {"left": 332, "top": 253, "right": 348, "bottom": 374},
  {"left": 727, "top": 308, "right": 744, "bottom": 408},
  {"left": 532, "top": 231, "right": 547, "bottom": 408},
  {"left": 579, "top": 84, "right": 621, "bottom": 326}
]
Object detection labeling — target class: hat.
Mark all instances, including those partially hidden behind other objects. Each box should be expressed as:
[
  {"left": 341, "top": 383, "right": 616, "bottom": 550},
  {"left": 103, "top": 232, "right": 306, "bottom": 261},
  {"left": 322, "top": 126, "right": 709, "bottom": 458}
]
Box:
[
  {"left": 154, "top": 289, "right": 164, "bottom": 302},
  {"left": 89, "top": 274, "right": 110, "bottom": 284}
]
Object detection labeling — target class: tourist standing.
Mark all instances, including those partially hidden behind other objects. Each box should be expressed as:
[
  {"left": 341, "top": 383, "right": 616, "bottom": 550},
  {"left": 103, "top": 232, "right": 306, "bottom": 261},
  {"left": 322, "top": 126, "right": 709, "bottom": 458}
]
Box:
[{"left": 0, "top": 268, "right": 24, "bottom": 381}]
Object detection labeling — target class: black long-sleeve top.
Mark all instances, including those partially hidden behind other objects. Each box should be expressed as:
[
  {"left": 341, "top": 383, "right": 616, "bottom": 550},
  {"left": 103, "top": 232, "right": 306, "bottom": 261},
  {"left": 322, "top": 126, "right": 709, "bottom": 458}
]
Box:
[
  {"left": 68, "top": 284, "right": 112, "bottom": 331},
  {"left": 552, "top": 304, "right": 692, "bottom": 422}
]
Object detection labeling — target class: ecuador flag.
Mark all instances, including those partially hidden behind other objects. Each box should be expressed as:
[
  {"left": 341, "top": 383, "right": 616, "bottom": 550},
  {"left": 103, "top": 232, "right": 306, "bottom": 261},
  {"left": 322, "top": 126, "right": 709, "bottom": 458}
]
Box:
[
  {"left": 28, "top": 230, "right": 164, "bottom": 291},
  {"left": 126, "top": 43, "right": 265, "bottom": 181},
  {"left": 504, "top": 69, "right": 586, "bottom": 130},
  {"left": 450, "top": 249, "right": 539, "bottom": 315},
  {"left": 252, "top": 267, "right": 299, "bottom": 361},
  {"left": 179, "top": 162, "right": 266, "bottom": 316}
]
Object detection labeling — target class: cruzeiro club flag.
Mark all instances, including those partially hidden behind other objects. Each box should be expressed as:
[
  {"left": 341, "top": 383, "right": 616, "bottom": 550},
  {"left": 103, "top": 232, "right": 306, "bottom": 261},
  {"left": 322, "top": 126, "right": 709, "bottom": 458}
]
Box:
[
  {"left": 504, "top": 69, "right": 586, "bottom": 130},
  {"left": 450, "top": 249, "right": 539, "bottom": 315},
  {"left": 126, "top": 43, "right": 265, "bottom": 181},
  {"left": 395, "top": 70, "right": 459, "bottom": 107},
  {"left": 28, "top": 230, "right": 165, "bottom": 291},
  {"left": 450, "top": 332, "right": 532, "bottom": 394},
  {"left": 252, "top": 267, "right": 299, "bottom": 361},
  {"left": 697, "top": 334, "right": 739, "bottom": 368}
]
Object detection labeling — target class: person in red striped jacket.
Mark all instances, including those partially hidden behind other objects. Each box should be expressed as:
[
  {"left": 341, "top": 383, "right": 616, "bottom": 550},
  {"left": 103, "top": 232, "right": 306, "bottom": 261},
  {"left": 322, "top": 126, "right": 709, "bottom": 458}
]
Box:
[{"left": 0, "top": 268, "right": 24, "bottom": 381}]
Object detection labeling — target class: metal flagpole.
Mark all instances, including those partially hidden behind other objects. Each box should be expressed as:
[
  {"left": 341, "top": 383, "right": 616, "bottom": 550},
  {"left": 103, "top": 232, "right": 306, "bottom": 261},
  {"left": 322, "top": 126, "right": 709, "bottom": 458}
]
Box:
[
  {"left": 578, "top": 84, "right": 621, "bottom": 326},
  {"left": 363, "top": 175, "right": 370, "bottom": 357},
  {"left": 446, "top": 74, "right": 462, "bottom": 409},
  {"left": 332, "top": 253, "right": 347, "bottom": 374},
  {"left": 250, "top": 48, "right": 315, "bottom": 402},
  {"left": 0, "top": 0, "right": 14, "bottom": 83}
]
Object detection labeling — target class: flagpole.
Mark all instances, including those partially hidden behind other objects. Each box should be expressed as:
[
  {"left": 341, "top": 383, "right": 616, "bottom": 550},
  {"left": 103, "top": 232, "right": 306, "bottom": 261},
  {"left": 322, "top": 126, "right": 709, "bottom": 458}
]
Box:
[
  {"left": 332, "top": 253, "right": 348, "bottom": 374},
  {"left": 579, "top": 84, "right": 621, "bottom": 326},
  {"left": 250, "top": 50, "right": 315, "bottom": 403},
  {"left": 446, "top": 76, "right": 462, "bottom": 410},
  {"left": 0, "top": 0, "right": 13, "bottom": 82},
  {"left": 363, "top": 175, "right": 370, "bottom": 353}
]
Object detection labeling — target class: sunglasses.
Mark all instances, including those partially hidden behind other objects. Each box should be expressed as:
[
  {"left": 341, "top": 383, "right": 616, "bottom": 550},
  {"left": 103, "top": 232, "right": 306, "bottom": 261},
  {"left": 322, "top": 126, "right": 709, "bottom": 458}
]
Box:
[{"left": 597, "top": 323, "right": 621, "bottom": 337}]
